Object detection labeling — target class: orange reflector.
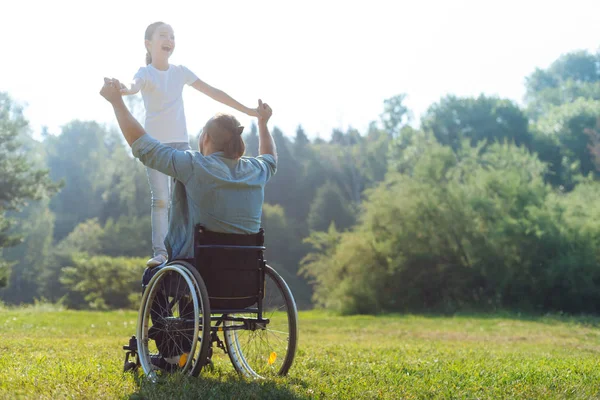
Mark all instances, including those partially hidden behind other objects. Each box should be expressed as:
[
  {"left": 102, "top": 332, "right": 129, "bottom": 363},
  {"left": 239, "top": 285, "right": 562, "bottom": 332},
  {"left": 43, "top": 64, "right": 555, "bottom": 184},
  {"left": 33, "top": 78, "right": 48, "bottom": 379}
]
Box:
[
  {"left": 179, "top": 353, "right": 189, "bottom": 368},
  {"left": 268, "top": 352, "right": 277, "bottom": 365}
]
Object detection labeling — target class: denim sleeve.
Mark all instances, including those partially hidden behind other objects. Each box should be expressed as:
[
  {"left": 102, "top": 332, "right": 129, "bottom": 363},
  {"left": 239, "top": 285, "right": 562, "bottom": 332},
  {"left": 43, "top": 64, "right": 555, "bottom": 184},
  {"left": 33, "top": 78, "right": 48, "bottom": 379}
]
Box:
[
  {"left": 131, "top": 134, "right": 195, "bottom": 183},
  {"left": 254, "top": 154, "right": 277, "bottom": 181}
]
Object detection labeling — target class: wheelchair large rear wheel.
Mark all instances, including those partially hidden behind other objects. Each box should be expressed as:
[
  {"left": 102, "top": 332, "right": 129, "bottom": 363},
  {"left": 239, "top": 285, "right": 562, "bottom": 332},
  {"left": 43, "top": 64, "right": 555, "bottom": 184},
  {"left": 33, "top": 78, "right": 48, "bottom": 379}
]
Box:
[
  {"left": 137, "top": 263, "right": 211, "bottom": 380},
  {"left": 223, "top": 264, "right": 298, "bottom": 378}
]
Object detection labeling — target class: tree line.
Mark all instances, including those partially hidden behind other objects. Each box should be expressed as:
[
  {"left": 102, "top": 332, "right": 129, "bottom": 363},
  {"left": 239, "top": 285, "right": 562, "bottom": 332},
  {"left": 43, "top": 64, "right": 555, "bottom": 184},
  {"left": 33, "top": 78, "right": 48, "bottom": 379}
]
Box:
[{"left": 1, "top": 49, "right": 600, "bottom": 314}]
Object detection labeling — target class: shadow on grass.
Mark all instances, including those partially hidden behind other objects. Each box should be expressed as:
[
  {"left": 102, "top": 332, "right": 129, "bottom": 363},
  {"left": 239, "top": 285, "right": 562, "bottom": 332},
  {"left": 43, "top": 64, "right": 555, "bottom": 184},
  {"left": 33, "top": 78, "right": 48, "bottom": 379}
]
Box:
[{"left": 127, "top": 371, "right": 309, "bottom": 400}]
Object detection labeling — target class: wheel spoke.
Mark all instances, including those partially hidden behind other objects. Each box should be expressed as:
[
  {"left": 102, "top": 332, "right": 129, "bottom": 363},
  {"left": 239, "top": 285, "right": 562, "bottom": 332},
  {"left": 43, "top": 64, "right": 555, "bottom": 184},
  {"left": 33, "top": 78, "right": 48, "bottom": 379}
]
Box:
[{"left": 223, "top": 266, "right": 297, "bottom": 378}]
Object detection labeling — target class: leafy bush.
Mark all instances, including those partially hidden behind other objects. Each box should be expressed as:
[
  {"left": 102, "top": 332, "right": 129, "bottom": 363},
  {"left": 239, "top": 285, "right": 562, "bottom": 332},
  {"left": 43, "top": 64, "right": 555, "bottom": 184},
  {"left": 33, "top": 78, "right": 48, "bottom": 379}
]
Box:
[
  {"left": 60, "top": 255, "right": 145, "bottom": 310},
  {"left": 303, "top": 135, "right": 600, "bottom": 314}
]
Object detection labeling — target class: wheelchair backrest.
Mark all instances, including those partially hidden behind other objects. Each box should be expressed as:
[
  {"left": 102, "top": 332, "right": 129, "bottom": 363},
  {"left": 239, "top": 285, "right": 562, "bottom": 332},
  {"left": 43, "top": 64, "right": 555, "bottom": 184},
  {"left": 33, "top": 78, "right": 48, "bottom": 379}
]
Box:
[{"left": 193, "top": 225, "right": 265, "bottom": 310}]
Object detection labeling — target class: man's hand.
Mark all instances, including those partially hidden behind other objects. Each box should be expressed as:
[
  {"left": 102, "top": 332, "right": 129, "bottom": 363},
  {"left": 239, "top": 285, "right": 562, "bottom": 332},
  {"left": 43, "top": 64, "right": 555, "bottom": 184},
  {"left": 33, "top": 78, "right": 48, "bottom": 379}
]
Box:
[
  {"left": 257, "top": 99, "right": 272, "bottom": 124},
  {"left": 257, "top": 99, "right": 276, "bottom": 159},
  {"left": 100, "top": 77, "right": 147, "bottom": 146},
  {"left": 100, "top": 78, "right": 124, "bottom": 105}
]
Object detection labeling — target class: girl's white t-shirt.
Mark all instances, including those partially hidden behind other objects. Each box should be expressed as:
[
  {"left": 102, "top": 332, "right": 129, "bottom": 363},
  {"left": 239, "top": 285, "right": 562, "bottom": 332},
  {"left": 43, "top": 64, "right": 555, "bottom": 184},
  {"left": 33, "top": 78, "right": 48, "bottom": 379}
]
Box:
[{"left": 134, "top": 64, "right": 199, "bottom": 143}]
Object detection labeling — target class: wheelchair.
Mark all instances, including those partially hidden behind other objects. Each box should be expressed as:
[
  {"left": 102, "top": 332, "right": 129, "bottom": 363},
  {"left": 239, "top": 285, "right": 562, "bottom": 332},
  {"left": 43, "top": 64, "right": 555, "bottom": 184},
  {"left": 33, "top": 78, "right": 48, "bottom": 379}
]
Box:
[{"left": 123, "top": 225, "right": 299, "bottom": 381}]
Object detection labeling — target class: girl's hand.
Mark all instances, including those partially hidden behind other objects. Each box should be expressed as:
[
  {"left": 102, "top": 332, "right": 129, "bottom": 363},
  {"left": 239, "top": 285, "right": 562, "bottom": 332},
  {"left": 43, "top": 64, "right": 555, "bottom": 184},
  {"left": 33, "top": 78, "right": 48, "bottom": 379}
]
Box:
[
  {"left": 120, "top": 83, "right": 135, "bottom": 96},
  {"left": 248, "top": 107, "right": 260, "bottom": 118}
]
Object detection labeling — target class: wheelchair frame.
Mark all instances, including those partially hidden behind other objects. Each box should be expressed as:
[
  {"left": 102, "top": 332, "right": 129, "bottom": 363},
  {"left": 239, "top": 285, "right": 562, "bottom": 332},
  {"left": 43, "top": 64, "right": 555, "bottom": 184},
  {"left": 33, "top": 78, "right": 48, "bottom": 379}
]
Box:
[{"left": 123, "top": 226, "right": 298, "bottom": 380}]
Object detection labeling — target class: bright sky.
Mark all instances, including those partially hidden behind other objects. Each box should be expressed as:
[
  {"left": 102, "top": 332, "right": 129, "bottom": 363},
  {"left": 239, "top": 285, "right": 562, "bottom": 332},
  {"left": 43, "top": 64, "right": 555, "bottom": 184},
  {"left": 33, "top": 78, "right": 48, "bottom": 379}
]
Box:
[{"left": 1, "top": 0, "right": 599, "bottom": 140}]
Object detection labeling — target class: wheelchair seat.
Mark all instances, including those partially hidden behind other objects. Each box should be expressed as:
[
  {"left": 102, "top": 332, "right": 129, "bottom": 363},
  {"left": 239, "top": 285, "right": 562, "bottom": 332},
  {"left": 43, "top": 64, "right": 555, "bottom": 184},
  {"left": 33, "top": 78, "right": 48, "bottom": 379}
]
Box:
[{"left": 193, "top": 225, "right": 266, "bottom": 310}]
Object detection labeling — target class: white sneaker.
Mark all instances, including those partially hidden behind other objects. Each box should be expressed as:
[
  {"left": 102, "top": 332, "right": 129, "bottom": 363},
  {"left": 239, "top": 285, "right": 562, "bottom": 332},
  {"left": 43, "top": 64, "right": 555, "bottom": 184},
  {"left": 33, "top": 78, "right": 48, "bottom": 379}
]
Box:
[{"left": 146, "top": 254, "right": 167, "bottom": 268}]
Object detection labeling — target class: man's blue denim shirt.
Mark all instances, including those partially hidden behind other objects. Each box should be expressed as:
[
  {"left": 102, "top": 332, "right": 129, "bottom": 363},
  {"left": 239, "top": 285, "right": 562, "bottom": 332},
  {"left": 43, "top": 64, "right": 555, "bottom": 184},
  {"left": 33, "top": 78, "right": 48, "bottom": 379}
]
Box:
[{"left": 132, "top": 134, "right": 277, "bottom": 261}]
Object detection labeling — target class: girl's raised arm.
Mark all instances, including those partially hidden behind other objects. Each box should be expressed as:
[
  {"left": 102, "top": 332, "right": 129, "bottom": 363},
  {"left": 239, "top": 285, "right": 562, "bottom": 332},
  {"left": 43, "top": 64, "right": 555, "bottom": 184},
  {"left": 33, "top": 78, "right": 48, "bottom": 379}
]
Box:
[
  {"left": 191, "top": 78, "right": 258, "bottom": 117},
  {"left": 120, "top": 78, "right": 143, "bottom": 96}
]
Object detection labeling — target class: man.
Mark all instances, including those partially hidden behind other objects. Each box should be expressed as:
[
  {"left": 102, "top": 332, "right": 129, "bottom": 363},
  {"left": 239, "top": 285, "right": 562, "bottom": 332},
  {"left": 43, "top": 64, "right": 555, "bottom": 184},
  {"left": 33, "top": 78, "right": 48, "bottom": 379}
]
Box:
[{"left": 99, "top": 78, "right": 277, "bottom": 263}]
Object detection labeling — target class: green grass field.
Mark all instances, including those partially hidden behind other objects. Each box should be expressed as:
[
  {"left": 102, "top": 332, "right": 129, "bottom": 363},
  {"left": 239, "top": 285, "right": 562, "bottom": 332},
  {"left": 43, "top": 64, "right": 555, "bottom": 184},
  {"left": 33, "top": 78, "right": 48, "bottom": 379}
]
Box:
[{"left": 1, "top": 304, "right": 600, "bottom": 399}]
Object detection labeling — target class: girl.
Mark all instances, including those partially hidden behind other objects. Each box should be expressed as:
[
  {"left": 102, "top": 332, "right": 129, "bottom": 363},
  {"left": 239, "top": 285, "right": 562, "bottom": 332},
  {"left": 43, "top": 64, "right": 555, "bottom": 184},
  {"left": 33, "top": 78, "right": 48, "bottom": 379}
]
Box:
[{"left": 121, "top": 21, "right": 259, "bottom": 268}]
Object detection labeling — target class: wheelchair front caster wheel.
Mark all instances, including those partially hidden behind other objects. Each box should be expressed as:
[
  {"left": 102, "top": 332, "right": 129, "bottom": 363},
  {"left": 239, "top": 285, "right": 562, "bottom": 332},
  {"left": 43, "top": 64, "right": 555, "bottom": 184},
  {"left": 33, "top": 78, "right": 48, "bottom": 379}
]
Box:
[{"left": 124, "top": 361, "right": 138, "bottom": 372}]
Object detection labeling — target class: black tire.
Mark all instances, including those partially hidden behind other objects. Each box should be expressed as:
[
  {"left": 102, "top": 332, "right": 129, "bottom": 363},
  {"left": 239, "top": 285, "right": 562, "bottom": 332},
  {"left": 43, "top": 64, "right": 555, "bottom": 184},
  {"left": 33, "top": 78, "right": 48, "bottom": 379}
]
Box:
[
  {"left": 136, "top": 263, "right": 211, "bottom": 380},
  {"left": 175, "top": 261, "right": 213, "bottom": 376}
]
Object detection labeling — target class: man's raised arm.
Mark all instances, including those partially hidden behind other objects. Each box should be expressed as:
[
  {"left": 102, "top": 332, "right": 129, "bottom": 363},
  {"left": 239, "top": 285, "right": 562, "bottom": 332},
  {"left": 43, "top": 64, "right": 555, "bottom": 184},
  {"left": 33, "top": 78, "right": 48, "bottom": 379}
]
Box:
[
  {"left": 100, "top": 78, "right": 146, "bottom": 146},
  {"left": 99, "top": 78, "right": 194, "bottom": 183},
  {"left": 257, "top": 99, "right": 277, "bottom": 162}
]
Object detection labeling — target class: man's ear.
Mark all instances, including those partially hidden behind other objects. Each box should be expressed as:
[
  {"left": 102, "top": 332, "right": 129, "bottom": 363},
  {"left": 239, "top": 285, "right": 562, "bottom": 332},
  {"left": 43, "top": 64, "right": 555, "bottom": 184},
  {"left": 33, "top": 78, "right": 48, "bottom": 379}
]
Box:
[{"left": 199, "top": 132, "right": 207, "bottom": 154}]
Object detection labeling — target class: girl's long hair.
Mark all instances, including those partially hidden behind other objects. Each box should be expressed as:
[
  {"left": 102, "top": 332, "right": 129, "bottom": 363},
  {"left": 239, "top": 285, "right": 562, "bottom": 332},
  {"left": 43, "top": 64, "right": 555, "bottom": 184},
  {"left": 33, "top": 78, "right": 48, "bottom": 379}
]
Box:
[{"left": 144, "top": 21, "right": 166, "bottom": 65}]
